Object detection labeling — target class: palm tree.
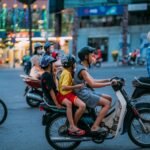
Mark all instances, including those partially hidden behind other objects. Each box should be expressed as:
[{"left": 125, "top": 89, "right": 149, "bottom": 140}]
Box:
[{"left": 17, "top": 0, "right": 36, "bottom": 56}]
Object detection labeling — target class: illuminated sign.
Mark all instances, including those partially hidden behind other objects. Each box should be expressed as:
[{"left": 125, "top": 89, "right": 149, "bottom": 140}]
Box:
[{"left": 77, "top": 5, "right": 124, "bottom": 16}]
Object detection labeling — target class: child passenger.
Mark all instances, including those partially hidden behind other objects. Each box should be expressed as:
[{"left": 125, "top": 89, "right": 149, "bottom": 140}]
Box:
[
  {"left": 58, "top": 54, "right": 86, "bottom": 136},
  {"left": 40, "top": 55, "right": 85, "bottom": 136}
]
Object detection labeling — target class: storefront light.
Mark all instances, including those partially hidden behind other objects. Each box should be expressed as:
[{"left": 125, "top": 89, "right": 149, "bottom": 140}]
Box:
[
  {"left": 33, "top": 4, "right": 37, "bottom": 10},
  {"left": 23, "top": 4, "right": 27, "bottom": 9},
  {"left": 2, "top": 3, "right": 7, "bottom": 8},
  {"left": 42, "top": 5, "right": 46, "bottom": 10},
  {"left": 13, "top": 4, "right": 18, "bottom": 8}
]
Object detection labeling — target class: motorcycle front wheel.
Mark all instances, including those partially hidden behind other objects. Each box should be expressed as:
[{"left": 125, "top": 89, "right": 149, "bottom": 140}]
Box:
[
  {"left": 0, "top": 99, "right": 8, "bottom": 125},
  {"left": 128, "top": 109, "right": 150, "bottom": 148},
  {"left": 45, "top": 114, "right": 81, "bottom": 150}
]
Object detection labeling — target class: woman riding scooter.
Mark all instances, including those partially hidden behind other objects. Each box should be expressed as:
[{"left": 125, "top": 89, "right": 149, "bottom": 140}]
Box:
[{"left": 74, "top": 46, "right": 113, "bottom": 133}]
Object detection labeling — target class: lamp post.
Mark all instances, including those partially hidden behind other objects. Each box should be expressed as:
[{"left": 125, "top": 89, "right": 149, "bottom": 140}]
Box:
[{"left": 17, "top": 0, "right": 37, "bottom": 56}]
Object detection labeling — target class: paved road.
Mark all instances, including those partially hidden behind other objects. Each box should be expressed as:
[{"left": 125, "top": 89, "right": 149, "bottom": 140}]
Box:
[{"left": 0, "top": 66, "right": 149, "bottom": 150}]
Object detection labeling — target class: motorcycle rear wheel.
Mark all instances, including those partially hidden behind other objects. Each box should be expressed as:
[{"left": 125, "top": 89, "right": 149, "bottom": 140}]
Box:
[
  {"left": 0, "top": 99, "right": 8, "bottom": 125},
  {"left": 128, "top": 109, "right": 150, "bottom": 148},
  {"left": 45, "top": 114, "right": 81, "bottom": 150}
]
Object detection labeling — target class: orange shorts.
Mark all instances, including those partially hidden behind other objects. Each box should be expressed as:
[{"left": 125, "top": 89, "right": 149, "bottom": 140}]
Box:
[{"left": 57, "top": 92, "right": 77, "bottom": 105}]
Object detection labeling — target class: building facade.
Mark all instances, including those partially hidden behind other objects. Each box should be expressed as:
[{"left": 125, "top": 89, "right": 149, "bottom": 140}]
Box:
[{"left": 68, "top": 3, "right": 150, "bottom": 62}]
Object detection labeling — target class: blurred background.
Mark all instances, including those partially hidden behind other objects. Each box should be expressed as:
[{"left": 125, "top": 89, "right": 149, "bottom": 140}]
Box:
[{"left": 0, "top": 0, "right": 149, "bottom": 67}]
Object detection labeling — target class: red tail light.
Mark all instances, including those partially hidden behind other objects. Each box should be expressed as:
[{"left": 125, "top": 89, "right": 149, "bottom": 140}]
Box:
[{"left": 39, "top": 106, "right": 44, "bottom": 111}]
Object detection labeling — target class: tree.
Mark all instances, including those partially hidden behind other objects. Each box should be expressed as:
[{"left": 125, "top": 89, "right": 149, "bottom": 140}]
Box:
[{"left": 17, "top": 0, "right": 37, "bottom": 56}]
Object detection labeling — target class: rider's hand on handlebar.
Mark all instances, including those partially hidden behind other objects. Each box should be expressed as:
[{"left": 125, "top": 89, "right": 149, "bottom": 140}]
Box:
[{"left": 111, "top": 79, "right": 118, "bottom": 85}]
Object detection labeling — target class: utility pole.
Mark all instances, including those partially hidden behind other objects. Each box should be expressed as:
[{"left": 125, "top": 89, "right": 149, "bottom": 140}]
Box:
[
  {"left": 55, "top": 13, "right": 62, "bottom": 37},
  {"left": 27, "top": 0, "right": 33, "bottom": 56},
  {"left": 0, "top": 0, "right": 2, "bottom": 9},
  {"left": 45, "top": 0, "right": 50, "bottom": 41},
  {"left": 72, "top": 9, "right": 79, "bottom": 57},
  {"left": 121, "top": 4, "right": 128, "bottom": 57}
]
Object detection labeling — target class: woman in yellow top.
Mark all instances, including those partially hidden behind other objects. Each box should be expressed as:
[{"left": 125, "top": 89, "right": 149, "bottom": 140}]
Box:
[{"left": 57, "top": 54, "right": 86, "bottom": 136}]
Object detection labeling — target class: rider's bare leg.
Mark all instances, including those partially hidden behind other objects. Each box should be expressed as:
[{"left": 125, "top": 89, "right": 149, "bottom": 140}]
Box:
[
  {"left": 91, "top": 97, "right": 111, "bottom": 131},
  {"left": 73, "top": 98, "right": 86, "bottom": 126},
  {"left": 101, "top": 94, "right": 112, "bottom": 102},
  {"left": 62, "top": 99, "right": 78, "bottom": 131}
]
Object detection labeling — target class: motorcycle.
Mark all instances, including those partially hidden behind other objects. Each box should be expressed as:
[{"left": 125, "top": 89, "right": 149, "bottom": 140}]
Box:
[
  {"left": 0, "top": 99, "right": 8, "bottom": 125},
  {"left": 94, "top": 58, "right": 102, "bottom": 68},
  {"left": 132, "top": 76, "right": 150, "bottom": 99},
  {"left": 39, "top": 77, "right": 150, "bottom": 150},
  {"left": 20, "top": 75, "right": 43, "bottom": 107}
]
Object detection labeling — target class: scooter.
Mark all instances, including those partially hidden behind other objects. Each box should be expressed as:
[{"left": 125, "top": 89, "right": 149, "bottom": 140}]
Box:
[
  {"left": 20, "top": 75, "right": 43, "bottom": 107},
  {"left": 0, "top": 99, "right": 7, "bottom": 125},
  {"left": 132, "top": 77, "right": 150, "bottom": 99},
  {"left": 39, "top": 77, "right": 150, "bottom": 150}
]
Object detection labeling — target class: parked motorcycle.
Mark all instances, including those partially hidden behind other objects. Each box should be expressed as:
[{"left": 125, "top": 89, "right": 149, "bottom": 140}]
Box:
[
  {"left": 94, "top": 58, "right": 102, "bottom": 68},
  {"left": 39, "top": 77, "right": 150, "bottom": 150},
  {"left": 20, "top": 75, "right": 43, "bottom": 107},
  {"left": 118, "top": 54, "right": 146, "bottom": 66},
  {"left": 0, "top": 99, "right": 8, "bottom": 125}
]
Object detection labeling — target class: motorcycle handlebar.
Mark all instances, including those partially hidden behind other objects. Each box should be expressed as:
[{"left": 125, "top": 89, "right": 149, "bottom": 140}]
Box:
[{"left": 110, "top": 76, "right": 125, "bottom": 86}]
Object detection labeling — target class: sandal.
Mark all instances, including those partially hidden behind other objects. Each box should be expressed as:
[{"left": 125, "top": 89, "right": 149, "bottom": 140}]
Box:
[{"left": 68, "top": 128, "right": 85, "bottom": 136}]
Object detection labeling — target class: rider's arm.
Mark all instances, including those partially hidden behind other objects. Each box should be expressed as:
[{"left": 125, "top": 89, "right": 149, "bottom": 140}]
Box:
[
  {"left": 62, "top": 84, "right": 83, "bottom": 90},
  {"left": 49, "top": 89, "right": 60, "bottom": 107},
  {"left": 61, "top": 72, "right": 83, "bottom": 91},
  {"left": 80, "top": 70, "right": 111, "bottom": 88},
  {"left": 93, "top": 79, "right": 110, "bottom": 83}
]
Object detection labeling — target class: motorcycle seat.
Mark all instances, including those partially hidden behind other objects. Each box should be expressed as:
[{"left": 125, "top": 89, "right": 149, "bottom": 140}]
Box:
[
  {"left": 39, "top": 102, "right": 66, "bottom": 112},
  {"left": 40, "top": 101, "right": 92, "bottom": 115},
  {"left": 132, "top": 77, "right": 150, "bottom": 88}
]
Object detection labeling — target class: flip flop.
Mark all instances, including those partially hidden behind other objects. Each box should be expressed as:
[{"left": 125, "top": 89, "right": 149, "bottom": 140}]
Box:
[{"left": 68, "top": 128, "right": 85, "bottom": 136}]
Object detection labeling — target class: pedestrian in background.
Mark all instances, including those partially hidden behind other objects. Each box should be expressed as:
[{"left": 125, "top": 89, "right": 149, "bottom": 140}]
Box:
[{"left": 30, "top": 55, "right": 44, "bottom": 79}]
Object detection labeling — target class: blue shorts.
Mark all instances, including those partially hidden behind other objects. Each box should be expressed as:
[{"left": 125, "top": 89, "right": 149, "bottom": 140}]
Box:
[{"left": 75, "top": 88, "right": 101, "bottom": 108}]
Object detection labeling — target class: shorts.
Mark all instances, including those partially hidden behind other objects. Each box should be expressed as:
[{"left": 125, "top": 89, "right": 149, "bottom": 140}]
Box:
[
  {"left": 57, "top": 92, "right": 77, "bottom": 105},
  {"left": 76, "top": 89, "right": 101, "bottom": 108}
]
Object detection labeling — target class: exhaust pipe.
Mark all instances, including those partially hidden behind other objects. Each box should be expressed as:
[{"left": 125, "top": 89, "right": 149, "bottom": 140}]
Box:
[
  {"left": 51, "top": 137, "right": 91, "bottom": 142},
  {"left": 26, "top": 93, "right": 43, "bottom": 102}
]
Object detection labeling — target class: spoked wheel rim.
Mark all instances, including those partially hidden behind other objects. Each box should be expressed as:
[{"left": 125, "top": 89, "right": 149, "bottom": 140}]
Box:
[
  {"left": 46, "top": 115, "right": 80, "bottom": 150},
  {"left": 0, "top": 100, "right": 7, "bottom": 125},
  {"left": 130, "top": 110, "right": 150, "bottom": 146}
]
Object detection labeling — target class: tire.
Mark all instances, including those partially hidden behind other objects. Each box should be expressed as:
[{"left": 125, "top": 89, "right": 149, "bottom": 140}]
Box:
[
  {"left": 0, "top": 99, "right": 8, "bottom": 125},
  {"left": 128, "top": 109, "right": 150, "bottom": 148},
  {"left": 26, "top": 97, "right": 40, "bottom": 108},
  {"left": 45, "top": 114, "right": 81, "bottom": 150}
]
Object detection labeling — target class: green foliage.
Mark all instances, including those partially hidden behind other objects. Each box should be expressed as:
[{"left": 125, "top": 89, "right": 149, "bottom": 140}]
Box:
[{"left": 17, "top": 0, "right": 36, "bottom": 5}]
